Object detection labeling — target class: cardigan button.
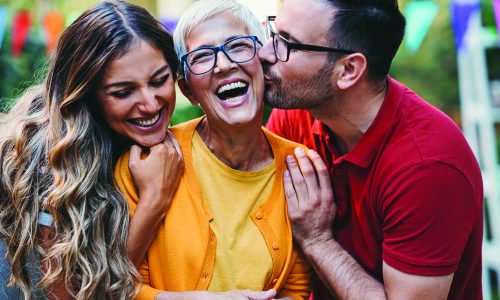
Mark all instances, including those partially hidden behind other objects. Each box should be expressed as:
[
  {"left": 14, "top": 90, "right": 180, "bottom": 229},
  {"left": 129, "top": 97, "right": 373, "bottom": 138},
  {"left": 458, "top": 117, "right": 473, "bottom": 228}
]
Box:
[
  {"left": 272, "top": 278, "right": 278, "bottom": 284},
  {"left": 202, "top": 273, "right": 209, "bottom": 280},
  {"left": 255, "top": 211, "right": 263, "bottom": 219},
  {"left": 272, "top": 242, "right": 279, "bottom": 250}
]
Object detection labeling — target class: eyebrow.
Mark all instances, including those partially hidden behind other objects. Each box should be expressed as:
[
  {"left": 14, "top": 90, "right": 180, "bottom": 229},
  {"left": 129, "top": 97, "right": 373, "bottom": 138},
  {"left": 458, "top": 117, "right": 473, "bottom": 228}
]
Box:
[
  {"left": 194, "top": 35, "right": 246, "bottom": 50},
  {"left": 103, "top": 64, "right": 170, "bottom": 89},
  {"left": 277, "top": 29, "right": 300, "bottom": 44},
  {"left": 270, "top": 18, "right": 304, "bottom": 45}
]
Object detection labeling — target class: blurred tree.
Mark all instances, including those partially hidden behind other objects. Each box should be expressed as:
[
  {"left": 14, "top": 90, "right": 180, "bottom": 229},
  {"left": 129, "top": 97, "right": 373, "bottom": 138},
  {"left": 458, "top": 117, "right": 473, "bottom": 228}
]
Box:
[
  {"left": 0, "top": 0, "right": 157, "bottom": 113},
  {"left": 391, "top": 0, "right": 460, "bottom": 122},
  {"left": 1, "top": 0, "right": 498, "bottom": 124},
  {"left": 0, "top": 19, "right": 48, "bottom": 112},
  {"left": 391, "top": 0, "right": 499, "bottom": 124}
]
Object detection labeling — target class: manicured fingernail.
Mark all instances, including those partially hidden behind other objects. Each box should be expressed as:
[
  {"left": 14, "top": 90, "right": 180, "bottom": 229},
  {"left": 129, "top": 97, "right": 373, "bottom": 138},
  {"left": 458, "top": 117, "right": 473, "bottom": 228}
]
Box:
[
  {"left": 294, "top": 147, "right": 305, "bottom": 156},
  {"left": 286, "top": 155, "right": 295, "bottom": 162}
]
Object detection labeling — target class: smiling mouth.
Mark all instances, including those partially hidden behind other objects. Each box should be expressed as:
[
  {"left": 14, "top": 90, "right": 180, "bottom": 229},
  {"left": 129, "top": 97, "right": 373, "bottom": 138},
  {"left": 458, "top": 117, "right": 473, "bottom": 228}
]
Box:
[
  {"left": 216, "top": 81, "right": 249, "bottom": 103},
  {"left": 129, "top": 109, "right": 162, "bottom": 128}
]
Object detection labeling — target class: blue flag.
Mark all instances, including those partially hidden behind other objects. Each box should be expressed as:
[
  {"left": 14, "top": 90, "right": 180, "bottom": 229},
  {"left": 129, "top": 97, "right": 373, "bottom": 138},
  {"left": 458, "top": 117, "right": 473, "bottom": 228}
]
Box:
[
  {"left": 450, "top": 0, "right": 480, "bottom": 51},
  {"left": 161, "top": 17, "right": 178, "bottom": 33},
  {"left": 0, "top": 7, "right": 7, "bottom": 50}
]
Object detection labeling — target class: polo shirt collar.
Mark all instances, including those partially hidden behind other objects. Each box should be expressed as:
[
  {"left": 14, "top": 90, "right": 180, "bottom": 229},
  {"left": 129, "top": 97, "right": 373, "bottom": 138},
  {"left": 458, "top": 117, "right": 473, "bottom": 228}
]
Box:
[
  {"left": 312, "top": 118, "right": 329, "bottom": 136},
  {"left": 312, "top": 76, "right": 402, "bottom": 168},
  {"left": 345, "top": 76, "right": 402, "bottom": 168}
]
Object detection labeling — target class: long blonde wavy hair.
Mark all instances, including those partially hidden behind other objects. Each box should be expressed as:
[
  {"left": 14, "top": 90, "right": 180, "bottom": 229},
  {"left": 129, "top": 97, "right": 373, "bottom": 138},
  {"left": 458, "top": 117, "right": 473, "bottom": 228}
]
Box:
[{"left": 0, "top": 1, "right": 178, "bottom": 299}]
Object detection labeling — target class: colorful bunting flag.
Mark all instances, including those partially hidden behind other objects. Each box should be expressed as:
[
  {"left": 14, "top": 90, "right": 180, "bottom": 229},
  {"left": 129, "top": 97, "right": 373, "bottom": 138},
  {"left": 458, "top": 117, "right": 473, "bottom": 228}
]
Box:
[
  {"left": 494, "top": 0, "right": 500, "bottom": 46},
  {"left": 0, "top": 7, "right": 7, "bottom": 50},
  {"left": 450, "top": 0, "right": 480, "bottom": 51},
  {"left": 43, "top": 11, "right": 65, "bottom": 54},
  {"left": 12, "top": 10, "right": 31, "bottom": 57},
  {"left": 161, "top": 17, "right": 178, "bottom": 33},
  {"left": 404, "top": 1, "right": 438, "bottom": 53}
]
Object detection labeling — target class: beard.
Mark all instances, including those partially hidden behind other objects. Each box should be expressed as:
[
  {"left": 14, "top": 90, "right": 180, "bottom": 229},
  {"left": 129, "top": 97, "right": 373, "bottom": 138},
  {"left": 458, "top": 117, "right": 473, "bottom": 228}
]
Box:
[{"left": 263, "top": 60, "right": 335, "bottom": 110}]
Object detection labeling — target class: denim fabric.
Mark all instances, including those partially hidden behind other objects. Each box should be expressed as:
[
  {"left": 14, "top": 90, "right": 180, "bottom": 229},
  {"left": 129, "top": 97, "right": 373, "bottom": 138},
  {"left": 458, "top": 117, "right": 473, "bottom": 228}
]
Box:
[
  {"left": 0, "top": 238, "right": 46, "bottom": 299},
  {"left": 0, "top": 239, "right": 22, "bottom": 299}
]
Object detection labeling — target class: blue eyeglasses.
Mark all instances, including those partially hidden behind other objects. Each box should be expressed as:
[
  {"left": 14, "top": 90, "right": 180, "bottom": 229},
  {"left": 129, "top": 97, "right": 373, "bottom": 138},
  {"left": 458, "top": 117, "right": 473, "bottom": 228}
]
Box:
[{"left": 181, "top": 35, "right": 262, "bottom": 75}]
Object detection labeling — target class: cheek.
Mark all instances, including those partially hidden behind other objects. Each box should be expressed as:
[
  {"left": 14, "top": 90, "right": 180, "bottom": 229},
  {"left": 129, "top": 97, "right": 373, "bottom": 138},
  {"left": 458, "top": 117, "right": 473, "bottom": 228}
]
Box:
[
  {"left": 252, "top": 71, "right": 265, "bottom": 96},
  {"left": 187, "top": 75, "right": 209, "bottom": 93},
  {"left": 187, "top": 76, "right": 212, "bottom": 103},
  {"left": 281, "top": 56, "right": 322, "bottom": 81},
  {"left": 102, "top": 113, "right": 121, "bottom": 133},
  {"left": 100, "top": 102, "right": 128, "bottom": 130},
  {"left": 164, "top": 83, "right": 177, "bottom": 116},
  {"left": 251, "top": 61, "right": 264, "bottom": 81},
  {"left": 244, "top": 59, "right": 264, "bottom": 88},
  {"left": 278, "top": 63, "right": 300, "bottom": 81}
]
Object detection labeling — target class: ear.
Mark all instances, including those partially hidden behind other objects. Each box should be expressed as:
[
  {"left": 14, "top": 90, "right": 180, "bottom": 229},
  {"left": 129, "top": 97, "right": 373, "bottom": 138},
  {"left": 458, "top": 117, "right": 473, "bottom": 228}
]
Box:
[
  {"left": 336, "top": 53, "right": 367, "bottom": 90},
  {"left": 178, "top": 78, "right": 199, "bottom": 106}
]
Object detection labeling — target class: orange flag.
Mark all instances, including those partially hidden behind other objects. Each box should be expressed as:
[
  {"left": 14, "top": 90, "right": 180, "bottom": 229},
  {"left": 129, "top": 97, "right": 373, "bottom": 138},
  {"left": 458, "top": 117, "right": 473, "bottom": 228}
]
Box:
[{"left": 43, "top": 11, "right": 65, "bottom": 54}]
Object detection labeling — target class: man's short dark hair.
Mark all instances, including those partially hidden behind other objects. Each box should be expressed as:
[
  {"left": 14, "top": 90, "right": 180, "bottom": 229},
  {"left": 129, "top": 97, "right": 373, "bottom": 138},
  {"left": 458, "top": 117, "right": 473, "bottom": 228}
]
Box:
[{"left": 326, "top": 0, "right": 406, "bottom": 81}]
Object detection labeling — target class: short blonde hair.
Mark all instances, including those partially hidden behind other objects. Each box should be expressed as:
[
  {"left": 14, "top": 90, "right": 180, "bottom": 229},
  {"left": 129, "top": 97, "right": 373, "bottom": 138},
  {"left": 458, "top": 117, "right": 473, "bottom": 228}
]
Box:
[{"left": 173, "top": 0, "right": 265, "bottom": 76}]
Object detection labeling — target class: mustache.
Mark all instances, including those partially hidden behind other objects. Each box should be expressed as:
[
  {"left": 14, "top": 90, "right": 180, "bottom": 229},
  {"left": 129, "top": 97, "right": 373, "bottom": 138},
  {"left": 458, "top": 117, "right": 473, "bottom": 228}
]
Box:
[{"left": 262, "top": 62, "right": 271, "bottom": 77}]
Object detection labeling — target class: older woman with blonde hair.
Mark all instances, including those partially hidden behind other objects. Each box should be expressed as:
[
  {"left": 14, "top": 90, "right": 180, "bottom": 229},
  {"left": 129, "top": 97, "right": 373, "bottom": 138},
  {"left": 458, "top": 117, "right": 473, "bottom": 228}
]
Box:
[
  {"left": 0, "top": 1, "right": 183, "bottom": 299},
  {"left": 115, "top": 0, "right": 312, "bottom": 299}
]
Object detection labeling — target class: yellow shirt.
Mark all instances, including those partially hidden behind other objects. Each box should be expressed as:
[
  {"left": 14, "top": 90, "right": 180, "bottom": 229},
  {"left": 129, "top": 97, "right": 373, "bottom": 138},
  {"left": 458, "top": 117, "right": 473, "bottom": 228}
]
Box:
[
  {"left": 192, "top": 131, "right": 274, "bottom": 291},
  {"left": 115, "top": 117, "right": 312, "bottom": 300}
]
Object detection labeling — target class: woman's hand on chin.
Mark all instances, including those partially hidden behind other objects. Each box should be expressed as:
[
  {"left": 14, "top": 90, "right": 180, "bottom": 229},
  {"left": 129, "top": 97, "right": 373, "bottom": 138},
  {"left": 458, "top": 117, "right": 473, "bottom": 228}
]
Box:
[
  {"left": 126, "top": 131, "right": 183, "bottom": 267},
  {"left": 129, "top": 130, "right": 184, "bottom": 218}
]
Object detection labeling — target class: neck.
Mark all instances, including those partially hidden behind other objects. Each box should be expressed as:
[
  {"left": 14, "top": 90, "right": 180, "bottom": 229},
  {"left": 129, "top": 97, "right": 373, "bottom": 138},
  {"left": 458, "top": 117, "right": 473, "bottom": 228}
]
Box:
[
  {"left": 196, "top": 118, "right": 273, "bottom": 171},
  {"left": 311, "top": 79, "right": 387, "bottom": 155}
]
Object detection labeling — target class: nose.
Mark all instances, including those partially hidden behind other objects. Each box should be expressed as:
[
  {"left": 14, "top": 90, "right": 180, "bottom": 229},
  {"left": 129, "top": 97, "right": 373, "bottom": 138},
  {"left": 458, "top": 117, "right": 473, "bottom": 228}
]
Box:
[
  {"left": 258, "top": 39, "right": 277, "bottom": 64},
  {"left": 213, "top": 50, "right": 237, "bottom": 73},
  {"left": 137, "top": 88, "right": 158, "bottom": 114}
]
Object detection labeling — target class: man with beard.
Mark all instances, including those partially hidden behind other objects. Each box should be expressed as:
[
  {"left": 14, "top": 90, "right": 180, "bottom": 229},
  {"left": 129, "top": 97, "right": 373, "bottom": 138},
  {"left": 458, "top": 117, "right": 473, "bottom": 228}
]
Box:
[{"left": 258, "top": 0, "right": 483, "bottom": 299}]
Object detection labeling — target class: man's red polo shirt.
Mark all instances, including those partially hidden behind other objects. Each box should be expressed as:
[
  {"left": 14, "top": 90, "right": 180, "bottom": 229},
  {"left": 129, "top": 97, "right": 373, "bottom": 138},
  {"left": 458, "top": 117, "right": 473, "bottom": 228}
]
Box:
[{"left": 266, "top": 77, "right": 483, "bottom": 299}]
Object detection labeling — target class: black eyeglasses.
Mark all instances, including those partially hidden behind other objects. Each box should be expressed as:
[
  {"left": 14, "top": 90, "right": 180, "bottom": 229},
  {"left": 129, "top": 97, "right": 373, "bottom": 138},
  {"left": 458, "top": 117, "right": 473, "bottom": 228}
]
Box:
[
  {"left": 181, "top": 35, "right": 262, "bottom": 75},
  {"left": 265, "top": 16, "right": 355, "bottom": 62}
]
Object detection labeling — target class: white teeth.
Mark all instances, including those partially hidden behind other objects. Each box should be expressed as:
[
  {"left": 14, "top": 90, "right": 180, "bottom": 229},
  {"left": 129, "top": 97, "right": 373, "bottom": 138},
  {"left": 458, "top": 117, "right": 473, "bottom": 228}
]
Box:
[
  {"left": 135, "top": 112, "right": 160, "bottom": 127},
  {"left": 224, "top": 95, "right": 244, "bottom": 103},
  {"left": 217, "top": 81, "right": 247, "bottom": 94}
]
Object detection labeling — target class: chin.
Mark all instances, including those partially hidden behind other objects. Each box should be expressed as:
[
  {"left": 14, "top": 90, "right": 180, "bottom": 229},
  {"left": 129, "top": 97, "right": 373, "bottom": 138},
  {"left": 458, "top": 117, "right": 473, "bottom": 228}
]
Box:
[{"left": 134, "top": 135, "right": 165, "bottom": 148}]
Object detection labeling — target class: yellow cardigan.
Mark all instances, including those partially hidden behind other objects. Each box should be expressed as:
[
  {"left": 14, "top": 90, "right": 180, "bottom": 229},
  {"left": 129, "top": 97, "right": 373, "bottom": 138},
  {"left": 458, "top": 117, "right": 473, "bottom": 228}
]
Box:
[{"left": 115, "top": 117, "right": 312, "bottom": 300}]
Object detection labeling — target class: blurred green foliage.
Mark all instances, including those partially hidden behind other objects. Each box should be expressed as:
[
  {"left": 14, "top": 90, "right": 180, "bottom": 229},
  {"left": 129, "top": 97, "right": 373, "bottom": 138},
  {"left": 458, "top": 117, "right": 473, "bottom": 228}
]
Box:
[
  {"left": 0, "top": 26, "right": 48, "bottom": 112},
  {"left": 0, "top": 0, "right": 499, "bottom": 124},
  {"left": 171, "top": 104, "right": 204, "bottom": 126},
  {"left": 392, "top": 0, "right": 458, "bottom": 118},
  {"left": 392, "top": 0, "right": 498, "bottom": 118}
]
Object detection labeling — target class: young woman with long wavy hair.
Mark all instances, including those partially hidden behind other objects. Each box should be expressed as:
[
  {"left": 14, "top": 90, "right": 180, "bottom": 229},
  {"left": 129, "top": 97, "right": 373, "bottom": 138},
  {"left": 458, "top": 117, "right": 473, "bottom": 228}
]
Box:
[{"left": 0, "top": 1, "right": 182, "bottom": 299}]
